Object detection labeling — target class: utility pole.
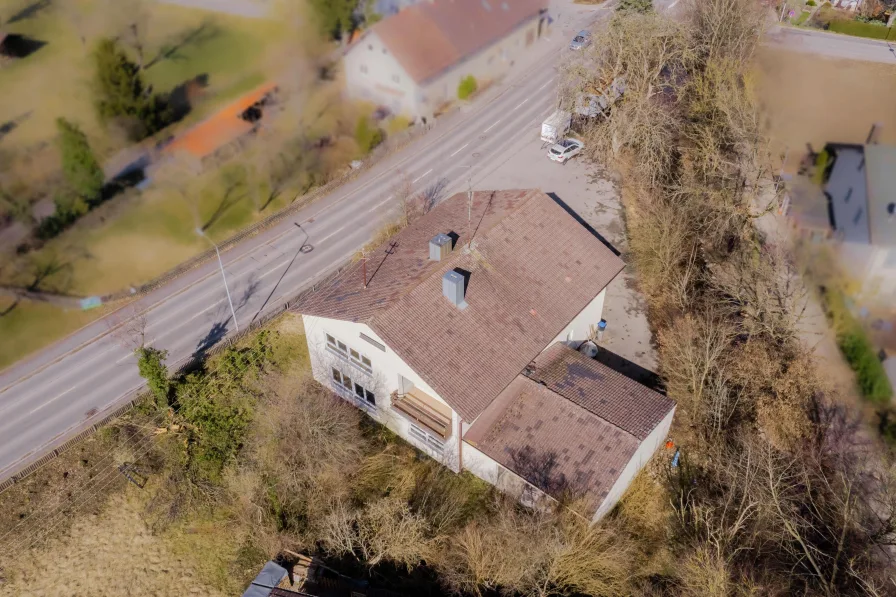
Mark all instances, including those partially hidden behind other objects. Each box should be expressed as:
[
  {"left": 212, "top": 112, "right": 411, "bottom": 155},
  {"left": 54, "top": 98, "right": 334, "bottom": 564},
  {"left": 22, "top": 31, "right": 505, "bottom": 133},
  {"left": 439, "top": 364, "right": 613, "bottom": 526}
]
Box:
[{"left": 196, "top": 228, "right": 239, "bottom": 333}]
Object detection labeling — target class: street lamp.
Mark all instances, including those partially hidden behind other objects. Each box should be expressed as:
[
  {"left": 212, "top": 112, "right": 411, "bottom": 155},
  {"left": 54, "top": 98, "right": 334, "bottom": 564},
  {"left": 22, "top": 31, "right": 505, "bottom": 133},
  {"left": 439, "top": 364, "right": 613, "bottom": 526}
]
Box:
[{"left": 196, "top": 228, "right": 239, "bottom": 333}]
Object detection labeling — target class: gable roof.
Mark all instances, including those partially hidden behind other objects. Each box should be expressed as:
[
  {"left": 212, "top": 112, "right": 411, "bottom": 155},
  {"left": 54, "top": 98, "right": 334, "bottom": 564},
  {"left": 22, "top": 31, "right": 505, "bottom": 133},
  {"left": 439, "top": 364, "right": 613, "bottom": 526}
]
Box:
[
  {"left": 464, "top": 344, "right": 675, "bottom": 511},
  {"left": 297, "top": 189, "right": 625, "bottom": 421},
  {"left": 368, "top": 0, "right": 548, "bottom": 85},
  {"left": 529, "top": 344, "right": 675, "bottom": 441}
]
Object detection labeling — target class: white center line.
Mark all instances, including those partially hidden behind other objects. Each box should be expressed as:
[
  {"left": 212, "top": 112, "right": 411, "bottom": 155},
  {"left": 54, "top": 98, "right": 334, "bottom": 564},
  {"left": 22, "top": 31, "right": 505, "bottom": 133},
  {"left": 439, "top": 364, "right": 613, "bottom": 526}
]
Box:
[
  {"left": 412, "top": 169, "right": 432, "bottom": 184},
  {"left": 449, "top": 142, "right": 470, "bottom": 157},
  {"left": 513, "top": 99, "right": 529, "bottom": 111},
  {"left": 668, "top": 0, "right": 679, "bottom": 7},
  {"left": 538, "top": 78, "right": 554, "bottom": 91},
  {"left": 368, "top": 195, "right": 394, "bottom": 213},
  {"left": 484, "top": 120, "right": 501, "bottom": 133}
]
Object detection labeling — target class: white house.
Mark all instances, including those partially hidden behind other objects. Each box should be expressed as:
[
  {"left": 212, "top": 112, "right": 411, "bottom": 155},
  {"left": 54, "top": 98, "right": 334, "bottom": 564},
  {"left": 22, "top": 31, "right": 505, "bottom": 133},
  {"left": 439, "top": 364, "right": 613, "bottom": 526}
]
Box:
[
  {"left": 297, "top": 189, "right": 676, "bottom": 521},
  {"left": 343, "top": 0, "right": 549, "bottom": 121}
]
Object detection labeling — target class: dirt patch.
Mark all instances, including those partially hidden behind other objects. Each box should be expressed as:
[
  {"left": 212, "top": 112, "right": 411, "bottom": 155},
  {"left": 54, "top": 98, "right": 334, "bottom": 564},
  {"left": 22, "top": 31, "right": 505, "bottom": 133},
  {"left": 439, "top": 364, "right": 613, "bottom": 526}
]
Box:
[{"left": 757, "top": 46, "right": 896, "bottom": 172}]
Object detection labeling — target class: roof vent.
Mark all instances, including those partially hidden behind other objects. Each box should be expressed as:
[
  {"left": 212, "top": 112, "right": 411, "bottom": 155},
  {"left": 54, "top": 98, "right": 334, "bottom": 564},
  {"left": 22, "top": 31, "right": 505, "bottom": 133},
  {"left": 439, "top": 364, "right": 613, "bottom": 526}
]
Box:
[
  {"left": 442, "top": 270, "right": 468, "bottom": 309},
  {"left": 429, "top": 233, "right": 452, "bottom": 261}
]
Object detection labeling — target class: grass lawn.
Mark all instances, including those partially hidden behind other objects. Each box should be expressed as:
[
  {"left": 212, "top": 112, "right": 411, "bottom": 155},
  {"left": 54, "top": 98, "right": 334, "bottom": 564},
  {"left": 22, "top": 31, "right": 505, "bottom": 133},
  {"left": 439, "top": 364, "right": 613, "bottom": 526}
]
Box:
[
  {"left": 0, "top": 0, "right": 284, "bottom": 157},
  {"left": 792, "top": 10, "right": 811, "bottom": 26},
  {"left": 0, "top": 296, "right": 105, "bottom": 370}
]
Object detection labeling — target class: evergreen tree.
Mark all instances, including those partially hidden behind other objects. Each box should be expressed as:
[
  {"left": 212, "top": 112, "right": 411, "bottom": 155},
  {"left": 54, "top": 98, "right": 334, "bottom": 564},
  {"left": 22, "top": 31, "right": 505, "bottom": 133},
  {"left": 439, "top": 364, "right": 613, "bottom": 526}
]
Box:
[
  {"left": 617, "top": 0, "right": 653, "bottom": 12},
  {"left": 56, "top": 118, "right": 104, "bottom": 201},
  {"left": 93, "top": 37, "right": 148, "bottom": 123},
  {"left": 136, "top": 346, "right": 171, "bottom": 409}
]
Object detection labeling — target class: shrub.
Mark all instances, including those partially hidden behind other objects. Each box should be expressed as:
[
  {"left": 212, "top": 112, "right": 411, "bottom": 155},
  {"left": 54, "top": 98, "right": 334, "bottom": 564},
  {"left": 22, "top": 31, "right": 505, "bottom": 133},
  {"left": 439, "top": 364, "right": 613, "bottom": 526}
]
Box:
[
  {"left": 355, "top": 116, "right": 385, "bottom": 155},
  {"left": 827, "top": 291, "right": 893, "bottom": 405},
  {"left": 806, "top": 0, "right": 816, "bottom": 5},
  {"left": 136, "top": 346, "right": 172, "bottom": 409},
  {"left": 827, "top": 19, "right": 891, "bottom": 39},
  {"left": 56, "top": 118, "right": 104, "bottom": 201},
  {"left": 36, "top": 193, "right": 90, "bottom": 239},
  {"left": 457, "top": 75, "right": 478, "bottom": 100}
]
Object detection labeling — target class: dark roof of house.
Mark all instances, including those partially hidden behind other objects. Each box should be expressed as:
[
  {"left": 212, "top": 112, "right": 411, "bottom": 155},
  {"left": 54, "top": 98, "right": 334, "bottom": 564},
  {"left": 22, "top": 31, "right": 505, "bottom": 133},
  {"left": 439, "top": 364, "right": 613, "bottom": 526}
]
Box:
[
  {"left": 529, "top": 344, "right": 675, "bottom": 440},
  {"left": 464, "top": 344, "right": 674, "bottom": 511},
  {"left": 368, "top": 0, "right": 548, "bottom": 84},
  {"left": 860, "top": 144, "right": 896, "bottom": 247},
  {"left": 297, "top": 189, "right": 625, "bottom": 421}
]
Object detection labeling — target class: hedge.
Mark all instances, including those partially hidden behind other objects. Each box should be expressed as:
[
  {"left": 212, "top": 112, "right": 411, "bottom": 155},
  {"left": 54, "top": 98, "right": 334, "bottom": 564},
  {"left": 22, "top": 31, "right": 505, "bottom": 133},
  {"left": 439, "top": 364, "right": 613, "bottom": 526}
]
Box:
[
  {"left": 827, "top": 290, "right": 894, "bottom": 405},
  {"left": 828, "top": 19, "right": 894, "bottom": 40},
  {"left": 457, "top": 75, "right": 478, "bottom": 100}
]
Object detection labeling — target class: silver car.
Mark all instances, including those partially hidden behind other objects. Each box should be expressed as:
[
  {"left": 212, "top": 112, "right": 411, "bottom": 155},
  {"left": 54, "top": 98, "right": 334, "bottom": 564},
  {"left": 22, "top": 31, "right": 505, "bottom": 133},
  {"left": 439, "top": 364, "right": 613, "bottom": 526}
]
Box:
[
  {"left": 547, "top": 138, "right": 584, "bottom": 164},
  {"left": 569, "top": 30, "right": 591, "bottom": 51}
]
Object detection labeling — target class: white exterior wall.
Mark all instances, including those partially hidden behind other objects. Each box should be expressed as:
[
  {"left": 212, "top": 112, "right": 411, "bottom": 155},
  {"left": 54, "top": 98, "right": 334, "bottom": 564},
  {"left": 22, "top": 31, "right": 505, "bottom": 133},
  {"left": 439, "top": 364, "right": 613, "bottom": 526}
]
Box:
[
  {"left": 864, "top": 245, "right": 896, "bottom": 300},
  {"left": 462, "top": 441, "right": 554, "bottom": 509},
  {"left": 419, "top": 15, "right": 542, "bottom": 119},
  {"left": 551, "top": 289, "right": 607, "bottom": 347},
  {"left": 344, "top": 31, "right": 423, "bottom": 117},
  {"left": 302, "top": 314, "right": 462, "bottom": 470},
  {"left": 591, "top": 407, "right": 676, "bottom": 522}
]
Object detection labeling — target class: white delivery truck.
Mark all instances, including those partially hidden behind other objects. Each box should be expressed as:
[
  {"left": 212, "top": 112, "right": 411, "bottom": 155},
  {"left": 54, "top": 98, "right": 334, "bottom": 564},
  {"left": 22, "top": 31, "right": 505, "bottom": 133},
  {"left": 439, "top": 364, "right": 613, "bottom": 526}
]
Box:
[{"left": 541, "top": 110, "right": 571, "bottom": 144}]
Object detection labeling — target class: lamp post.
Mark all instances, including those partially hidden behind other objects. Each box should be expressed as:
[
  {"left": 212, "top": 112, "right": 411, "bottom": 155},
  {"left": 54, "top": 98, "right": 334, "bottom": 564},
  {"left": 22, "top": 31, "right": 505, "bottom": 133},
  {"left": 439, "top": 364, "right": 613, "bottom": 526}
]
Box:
[{"left": 196, "top": 228, "right": 239, "bottom": 333}]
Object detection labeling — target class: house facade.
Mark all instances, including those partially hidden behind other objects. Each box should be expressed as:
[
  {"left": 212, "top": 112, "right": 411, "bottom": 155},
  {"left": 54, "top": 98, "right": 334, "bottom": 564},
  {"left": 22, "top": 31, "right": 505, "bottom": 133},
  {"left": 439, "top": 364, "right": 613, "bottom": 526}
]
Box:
[
  {"left": 297, "top": 189, "right": 676, "bottom": 520},
  {"left": 821, "top": 143, "right": 896, "bottom": 302},
  {"left": 344, "top": 0, "right": 549, "bottom": 120}
]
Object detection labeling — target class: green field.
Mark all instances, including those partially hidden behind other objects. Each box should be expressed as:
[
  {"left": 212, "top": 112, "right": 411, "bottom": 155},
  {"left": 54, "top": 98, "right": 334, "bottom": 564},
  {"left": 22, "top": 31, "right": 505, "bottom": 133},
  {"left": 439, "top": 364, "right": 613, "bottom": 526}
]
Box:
[{"left": 0, "top": 0, "right": 284, "bottom": 154}]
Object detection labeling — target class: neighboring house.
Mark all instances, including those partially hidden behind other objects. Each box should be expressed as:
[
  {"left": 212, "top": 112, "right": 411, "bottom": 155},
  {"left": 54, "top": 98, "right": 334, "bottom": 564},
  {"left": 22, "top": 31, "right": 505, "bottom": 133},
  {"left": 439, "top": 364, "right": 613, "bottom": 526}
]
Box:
[
  {"left": 296, "top": 189, "right": 676, "bottom": 521},
  {"left": 344, "top": 0, "right": 549, "bottom": 120},
  {"left": 819, "top": 143, "right": 896, "bottom": 302}
]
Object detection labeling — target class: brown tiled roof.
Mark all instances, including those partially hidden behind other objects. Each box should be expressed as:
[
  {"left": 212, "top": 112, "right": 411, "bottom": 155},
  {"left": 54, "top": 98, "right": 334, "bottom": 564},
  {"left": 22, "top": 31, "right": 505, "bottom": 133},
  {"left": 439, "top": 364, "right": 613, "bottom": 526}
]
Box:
[
  {"left": 297, "top": 189, "right": 624, "bottom": 421},
  {"left": 464, "top": 375, "right": 640, "bottom": 509},
  {"left": 530, "top": 344, "right": 675, "bottom": 440},
  {"left": 369, "top": 0, "right": 548, "bottom": 84}
]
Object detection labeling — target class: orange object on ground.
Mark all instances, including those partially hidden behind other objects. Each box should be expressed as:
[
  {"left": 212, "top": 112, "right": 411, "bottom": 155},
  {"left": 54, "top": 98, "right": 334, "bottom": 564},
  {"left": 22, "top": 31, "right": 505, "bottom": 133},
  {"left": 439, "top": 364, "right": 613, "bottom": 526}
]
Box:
[
  {"left": 163, "top": 82, "right": 278, "bottom": 160},
  {"left": 665, "top": 440, "right": 674, "bottom": 450}
]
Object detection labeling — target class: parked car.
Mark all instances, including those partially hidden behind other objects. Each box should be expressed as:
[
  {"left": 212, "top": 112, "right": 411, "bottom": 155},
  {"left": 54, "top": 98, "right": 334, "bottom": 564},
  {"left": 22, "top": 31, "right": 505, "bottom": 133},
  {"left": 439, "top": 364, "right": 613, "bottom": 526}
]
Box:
[
  {"left": 569, "top": 30, "right": 591, "bottom": 50},
  {"left": 547, "top": 139, "right": 584, "bottom": 163}
]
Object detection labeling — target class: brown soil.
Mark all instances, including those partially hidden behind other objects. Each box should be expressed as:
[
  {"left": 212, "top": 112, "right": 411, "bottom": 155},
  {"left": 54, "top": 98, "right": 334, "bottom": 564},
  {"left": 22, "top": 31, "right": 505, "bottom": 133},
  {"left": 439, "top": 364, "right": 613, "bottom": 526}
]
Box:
[{"left": 757, "top": 46, "right": 896, "bottom": 173}]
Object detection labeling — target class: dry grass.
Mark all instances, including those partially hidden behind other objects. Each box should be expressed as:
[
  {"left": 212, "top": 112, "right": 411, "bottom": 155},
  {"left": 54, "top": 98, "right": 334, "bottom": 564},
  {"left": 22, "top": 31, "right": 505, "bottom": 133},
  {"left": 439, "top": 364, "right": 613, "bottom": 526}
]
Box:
[
  {"left": 2, "top": 490, "right": 229, "bottom": 596},
  {"left": 757, "top": 47, "right": 896, "bottom": 173}
]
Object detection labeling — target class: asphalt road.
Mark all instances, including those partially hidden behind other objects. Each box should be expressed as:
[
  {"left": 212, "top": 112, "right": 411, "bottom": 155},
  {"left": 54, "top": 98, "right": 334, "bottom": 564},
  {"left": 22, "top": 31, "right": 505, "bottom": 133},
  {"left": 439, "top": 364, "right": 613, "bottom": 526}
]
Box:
[{"left": 0, "top": 1, "right": 878, "bottom": 482}]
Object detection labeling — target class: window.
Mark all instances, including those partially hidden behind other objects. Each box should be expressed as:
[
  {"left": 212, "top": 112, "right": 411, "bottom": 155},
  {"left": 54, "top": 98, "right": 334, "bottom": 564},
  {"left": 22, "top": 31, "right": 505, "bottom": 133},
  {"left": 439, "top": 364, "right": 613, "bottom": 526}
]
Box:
[
  {"left": 360, "top": 64, "right": 368, "bottom": 74},
  {"left": 331, "top": 367, "right": 341, "bottom": 384},
  {"left": 392, "top": 74, "right": 400, "bottom": 84},
  {"left": 332, "top": 367, "right": 353, "bottom": 390},
  {"left": 327, "top": 333, "right": 373, "bottom": 372}
]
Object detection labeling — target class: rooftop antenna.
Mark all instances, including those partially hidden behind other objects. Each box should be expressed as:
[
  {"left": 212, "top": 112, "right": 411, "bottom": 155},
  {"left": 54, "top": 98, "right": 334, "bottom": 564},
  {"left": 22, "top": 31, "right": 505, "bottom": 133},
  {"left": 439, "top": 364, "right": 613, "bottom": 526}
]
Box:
[{"left": 361, "top": 249, "right": 368, "bottom": 289}]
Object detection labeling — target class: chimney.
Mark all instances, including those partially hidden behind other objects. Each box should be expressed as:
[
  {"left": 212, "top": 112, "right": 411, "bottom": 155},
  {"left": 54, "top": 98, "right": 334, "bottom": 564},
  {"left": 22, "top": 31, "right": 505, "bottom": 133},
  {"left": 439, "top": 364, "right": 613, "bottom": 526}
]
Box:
[
  {"left": 429, "top": 233, "right": 452, "bottom": 261},
  {"left": 442, "top": 270, "right": 468, "bottom": 309}
]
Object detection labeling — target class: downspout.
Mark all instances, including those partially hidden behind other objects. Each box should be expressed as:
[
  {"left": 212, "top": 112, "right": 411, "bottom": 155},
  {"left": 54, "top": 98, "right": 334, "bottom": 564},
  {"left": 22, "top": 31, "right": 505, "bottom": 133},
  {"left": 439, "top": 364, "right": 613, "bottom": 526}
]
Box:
[{"left": 458, "top": 418, "right": 464, "bottom": 472}]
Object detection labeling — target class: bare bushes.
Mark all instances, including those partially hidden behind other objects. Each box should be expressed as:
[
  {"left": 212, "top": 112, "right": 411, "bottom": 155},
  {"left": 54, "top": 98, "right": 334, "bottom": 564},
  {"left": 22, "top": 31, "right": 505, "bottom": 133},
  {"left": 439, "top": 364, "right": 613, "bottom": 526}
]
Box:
[
  {"left": 561, "top": 0, "right": 896, "bottom": 593},
  {"left": 437, "top": 502, "right": 637, "bottom": 597},
  {"left": 561, "top": 12, "right": 690, "bottom": 186}
]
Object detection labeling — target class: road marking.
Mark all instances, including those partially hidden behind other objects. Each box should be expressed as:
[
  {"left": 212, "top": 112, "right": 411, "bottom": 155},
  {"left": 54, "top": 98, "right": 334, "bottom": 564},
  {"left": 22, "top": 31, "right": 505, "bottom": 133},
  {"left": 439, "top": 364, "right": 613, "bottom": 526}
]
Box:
[
  {"left": 513, "top": 99, "right": 529, "bottom": 111},
  {"left": 484, "top": 120, "right": 501, "bottom": 133},
  {"left": 449, "top": 143, "right": 470, "bottom": 157},
  {"left": 412, "top": 169, "right": 432, "bottom": 184},
  {"left": 368, "top": 195, "right": 394, "bottom": 213},
  {"left": 668, "top": 0, "right": 678, "bottom": 7},
  {"left": 538, "top": 78, "right": 554, "bottom": 91}
]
